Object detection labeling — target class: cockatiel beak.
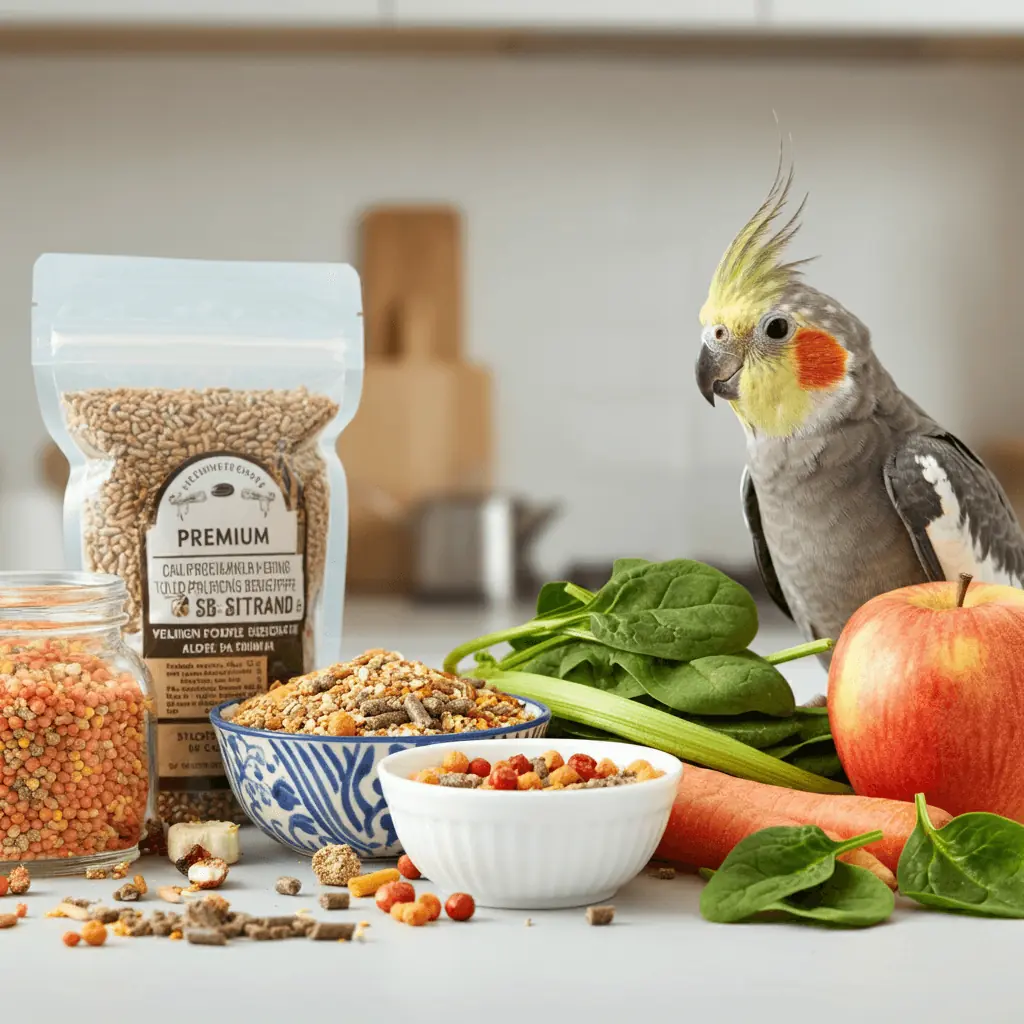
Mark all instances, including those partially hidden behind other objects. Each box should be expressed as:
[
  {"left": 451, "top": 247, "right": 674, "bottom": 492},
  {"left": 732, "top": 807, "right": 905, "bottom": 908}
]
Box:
[{"left": 696, "top": 343, "right": 744, "bottom": 407}]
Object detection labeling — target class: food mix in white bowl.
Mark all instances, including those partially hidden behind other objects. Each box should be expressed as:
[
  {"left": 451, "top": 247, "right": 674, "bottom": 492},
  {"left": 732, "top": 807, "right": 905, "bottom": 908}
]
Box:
[
  {"left": 377, "top": 737, "right": 683, "bottom": 909},
  {"left": 210, "top": 650, "right": 550, "bottom": 859}
]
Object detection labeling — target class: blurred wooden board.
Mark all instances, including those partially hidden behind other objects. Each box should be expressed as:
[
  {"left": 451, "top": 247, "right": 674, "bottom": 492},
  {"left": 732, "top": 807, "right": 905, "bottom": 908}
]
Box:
[{"left": 359, "top": 205, "right": 463, "bottom": 361}]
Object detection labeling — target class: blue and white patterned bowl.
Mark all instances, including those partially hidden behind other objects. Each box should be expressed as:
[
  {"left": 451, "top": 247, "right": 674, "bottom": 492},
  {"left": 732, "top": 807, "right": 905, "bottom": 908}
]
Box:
[{"left": 210, "top": 695, "right": 550, "bottom": 859}]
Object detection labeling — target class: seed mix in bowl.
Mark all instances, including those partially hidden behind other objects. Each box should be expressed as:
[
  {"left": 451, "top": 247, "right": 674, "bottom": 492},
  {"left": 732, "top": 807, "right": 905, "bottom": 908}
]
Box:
[{"left": 228, "top": 649, "right": 534, "bottom": 737}]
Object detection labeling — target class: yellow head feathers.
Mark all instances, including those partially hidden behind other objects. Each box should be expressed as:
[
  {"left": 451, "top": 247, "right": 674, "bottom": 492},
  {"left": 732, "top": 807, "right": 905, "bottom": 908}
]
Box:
[{"left": 700, "top": 160, "right": 810, "bottom": 333}]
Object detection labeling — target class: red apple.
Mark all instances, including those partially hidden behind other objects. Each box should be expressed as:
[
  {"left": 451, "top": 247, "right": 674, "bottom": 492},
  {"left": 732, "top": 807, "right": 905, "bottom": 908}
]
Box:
[{"left": 829, "top": 576, "right": 1024, "bottom": 820}]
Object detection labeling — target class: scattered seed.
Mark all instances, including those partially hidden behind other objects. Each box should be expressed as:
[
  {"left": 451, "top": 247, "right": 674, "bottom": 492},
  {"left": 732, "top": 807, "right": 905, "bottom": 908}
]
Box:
[{"left": 653, "top": 867, "right": 677, "bottom": 880}]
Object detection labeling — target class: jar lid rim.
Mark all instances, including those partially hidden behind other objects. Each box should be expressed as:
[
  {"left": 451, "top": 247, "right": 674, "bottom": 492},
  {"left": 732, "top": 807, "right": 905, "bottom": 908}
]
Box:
[{"left": 0, "top": 572, "right": 127, "bottom": 615}]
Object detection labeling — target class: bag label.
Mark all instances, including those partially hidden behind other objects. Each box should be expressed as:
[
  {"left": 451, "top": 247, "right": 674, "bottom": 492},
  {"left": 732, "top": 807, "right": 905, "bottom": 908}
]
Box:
[{"left": 142, "top": 451, "right": 306, "bottom": 780}]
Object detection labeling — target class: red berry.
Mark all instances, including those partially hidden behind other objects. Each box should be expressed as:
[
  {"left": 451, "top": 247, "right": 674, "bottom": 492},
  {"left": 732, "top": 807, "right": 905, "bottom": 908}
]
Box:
[
  {"left": 467, "top": 758, "right": 491, "bottom": 778},
  {"left": 397, "top": 855, "right": 421, "bottom": 880},
  {"left": 489, "top": 765, "right": 519, "bottom": 790},
  {"left": 568, "top": 753, "right": 598, "bottom": 781},
  {"left": 376, "top": 881, "right": 416, "bottom": 913},
  {"left": 507, "top": 753, "right": 532, "bottom": 776},
  {"left": 445, "top": 892, "right": 476, "bottom": 921}
]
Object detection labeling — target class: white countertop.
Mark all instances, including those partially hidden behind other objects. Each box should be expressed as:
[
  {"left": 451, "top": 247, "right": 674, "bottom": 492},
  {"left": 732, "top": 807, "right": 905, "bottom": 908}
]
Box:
[
  {"left": 4, "top": 827, "right": 1018, "bottom": 1024},
  {"left": 9, "top": 600, "right": 999, "bottom": 1022}
]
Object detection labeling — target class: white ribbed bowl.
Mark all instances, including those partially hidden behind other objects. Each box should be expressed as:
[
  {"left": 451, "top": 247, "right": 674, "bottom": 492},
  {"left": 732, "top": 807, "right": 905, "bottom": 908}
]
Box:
[{"left": 377, "top": 738, "right": 683, "bottom": 909}]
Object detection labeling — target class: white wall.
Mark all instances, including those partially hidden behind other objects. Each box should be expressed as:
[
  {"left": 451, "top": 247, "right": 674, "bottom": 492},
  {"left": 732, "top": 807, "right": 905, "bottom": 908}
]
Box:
[{"left": 2, "top": 52, "right": 1023, "bottom": 576}]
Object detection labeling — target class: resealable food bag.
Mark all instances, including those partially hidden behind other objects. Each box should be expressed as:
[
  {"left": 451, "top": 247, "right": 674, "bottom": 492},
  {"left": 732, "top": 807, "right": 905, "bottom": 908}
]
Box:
[{"left": 33, "top": 254, "right": 364, "bottom": 823}]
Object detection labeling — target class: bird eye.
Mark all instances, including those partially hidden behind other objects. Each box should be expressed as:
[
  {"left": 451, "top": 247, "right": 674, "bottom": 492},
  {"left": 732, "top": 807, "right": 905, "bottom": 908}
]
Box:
[
  {"left": 712, "top": 325, "right": 728, "bottom": 343},
  {"left": 764, "top": 316, "right": 791, "bottom": 341}
]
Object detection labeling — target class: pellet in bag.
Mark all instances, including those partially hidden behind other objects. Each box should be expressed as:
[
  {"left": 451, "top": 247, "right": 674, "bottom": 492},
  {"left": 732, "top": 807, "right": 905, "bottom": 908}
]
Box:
[{"left": 32, "top": 254, "right": 365, "bottom": 824}]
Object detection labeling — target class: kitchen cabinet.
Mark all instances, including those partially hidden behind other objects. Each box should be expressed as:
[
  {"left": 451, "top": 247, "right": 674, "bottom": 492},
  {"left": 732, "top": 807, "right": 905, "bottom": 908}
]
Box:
[
  {"left": 390, "top": 1, "right": 759, "bottom": 29},
  {"left": 0, "top": 0, "right": 380, "bottom": 25},
  {"left": 769, "top": 1, "right": 1024, "bottom": 32}
]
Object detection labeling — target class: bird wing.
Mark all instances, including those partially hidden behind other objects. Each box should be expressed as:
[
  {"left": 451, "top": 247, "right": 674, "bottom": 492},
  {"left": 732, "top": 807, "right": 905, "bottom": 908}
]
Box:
[
  {"left": 884, "top": 432, "right": 1024, "bottom": 586},
  {"left": 741, "top": 466, "right": 794, "bottom": 619}
]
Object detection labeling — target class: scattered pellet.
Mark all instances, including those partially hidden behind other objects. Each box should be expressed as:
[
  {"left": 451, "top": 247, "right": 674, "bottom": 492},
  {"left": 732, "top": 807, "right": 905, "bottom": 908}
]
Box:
[
  {"left": 244, "top": 924, "right": 272, "bottom": 941},
  {"left": 186, "top": 928, "right": 227, "bottom": 946},
  {"left": 151, "top": 919, "right": 175, "bottom": 937},
  {"left": 653, "top": 867, "right": 677, "bottom": 880},
  {"left": 292, "top": 915, "right": 316, "bottom": 935},
  {"left": 586, "top": 905, "right": 615, "bottom": 926},
  {"left": 113, "top": 883, "right": 141, "bottom": 902},
  {"left": 420, "top": 696, "right": 446, "bottom": 716},
  {"left": 529, "top": 757, "right": 549, "bottom": 781},
  {"left": 269, "top": 925, "right": 296, "bottom": 940},
  {"left": 257, "top": 915, "right": 302, "bottom": 928},
  {"left": 319, "top": 892, "right": 350, "bottom": 911},
  {"left": 312, "top": 844, "right": 362, "bottom": 886},
  {"left": 525, "top": 918, "right": 534, "bottom": 927},
  {"left": 275, "top": 876, "right": 302, "bottom": 896},
  {"left": 129, "top": 919, "right": 154, "bottom": 937},
  {"left": 445, "top": 698, "right": 477, "bottom": 717},
  {"left": 219, "top": 914, "right": 251, "bottom": 939},
  {"left": 309, "top": 921, "right": 356, "bottom": 941},
  {"left": 438, "top": 772, "right": 482, "bottom": 788},
  {"left": 89, "top": 906, "right": 121, "bottom": 925}
]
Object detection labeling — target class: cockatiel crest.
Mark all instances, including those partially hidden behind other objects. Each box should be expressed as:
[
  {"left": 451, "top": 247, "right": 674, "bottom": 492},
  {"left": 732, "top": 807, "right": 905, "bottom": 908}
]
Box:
[
  {"left": 698, "top": 162, "right": 853, "bottom": 439},
  {"left": 696, "top": 154, "right": 1024, "bottom": 661}
]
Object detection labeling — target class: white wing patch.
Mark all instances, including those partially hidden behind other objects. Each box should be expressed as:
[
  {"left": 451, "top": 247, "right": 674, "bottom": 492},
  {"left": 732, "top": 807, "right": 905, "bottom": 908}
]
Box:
[{"left": 916, "top": 455, "right": 1020, "bottom": 586}]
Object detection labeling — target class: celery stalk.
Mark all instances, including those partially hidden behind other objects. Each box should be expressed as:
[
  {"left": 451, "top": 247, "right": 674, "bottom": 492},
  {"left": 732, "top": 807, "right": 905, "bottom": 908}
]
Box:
[{"left": 483, "top": 669, "right": 851, "bottom": 794}]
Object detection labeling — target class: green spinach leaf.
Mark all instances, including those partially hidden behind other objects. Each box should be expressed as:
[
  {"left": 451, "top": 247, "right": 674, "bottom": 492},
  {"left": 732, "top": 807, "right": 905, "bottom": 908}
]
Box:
[
  {"left": 506, "top": 582, "right": 584, "bottom": 651},
  {"left": 614, "top": 650, "right": 794, "bottom": 717},
  {"left": 786, "top": 749, "right": 843, "bottom": 779},
  {"left": 517, "top": 640, "right": 642, "bottom": 698},
  {"left": 763, "top": 734, "right": 835, "bottom": 762},
  {"left": 763, "top": 860, "right": 895, "bottom": 927},
  {"left": 700, "top": 824, "right": 881, "bottom": 924},
  {"left": 611, "top": 557, "right": 650, "bottom": 577},
  {"left": 897, "top": 794, "right": 1024, "bottom": 918},
  {"left": 560, "top": 644, "right": 644, "bottom": 697},
  {"left": 586, "top": 559, "right": 758, "bottom": 661}
]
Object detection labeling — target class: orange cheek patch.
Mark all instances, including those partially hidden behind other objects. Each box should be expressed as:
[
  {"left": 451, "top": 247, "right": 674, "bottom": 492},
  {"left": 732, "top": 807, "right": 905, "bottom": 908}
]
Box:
[{"left": 792, "top": 328, "right": 848, "bottom": 390}]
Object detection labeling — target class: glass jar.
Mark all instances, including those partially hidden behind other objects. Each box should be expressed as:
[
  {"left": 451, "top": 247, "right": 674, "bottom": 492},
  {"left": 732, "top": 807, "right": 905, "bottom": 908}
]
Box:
[{"left": 0, "top": 572, "right": 155, "bottom": 876}]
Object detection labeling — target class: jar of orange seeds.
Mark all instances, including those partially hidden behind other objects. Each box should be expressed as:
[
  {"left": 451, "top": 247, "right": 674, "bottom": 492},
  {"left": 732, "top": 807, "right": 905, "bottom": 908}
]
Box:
[{"left": 0, "top": 573, "right": 154, "bottom": 875}]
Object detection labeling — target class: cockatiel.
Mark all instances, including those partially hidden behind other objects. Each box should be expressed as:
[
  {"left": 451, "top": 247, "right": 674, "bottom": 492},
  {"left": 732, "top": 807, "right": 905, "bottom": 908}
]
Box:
[{"left": 696, "top": 162, "right": 1024, "bottom": 661}]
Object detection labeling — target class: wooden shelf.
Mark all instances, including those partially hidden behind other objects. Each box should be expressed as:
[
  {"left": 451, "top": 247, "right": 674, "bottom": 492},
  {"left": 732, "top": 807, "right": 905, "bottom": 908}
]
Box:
[{"left": 5, "top": 24, "right": 1024, "bottom": 60}]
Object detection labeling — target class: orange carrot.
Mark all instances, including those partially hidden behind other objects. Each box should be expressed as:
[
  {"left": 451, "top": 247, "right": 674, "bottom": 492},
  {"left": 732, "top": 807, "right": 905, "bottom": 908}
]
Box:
[{"left": 657, "top": 764, "right": 951, "bottom": 875}]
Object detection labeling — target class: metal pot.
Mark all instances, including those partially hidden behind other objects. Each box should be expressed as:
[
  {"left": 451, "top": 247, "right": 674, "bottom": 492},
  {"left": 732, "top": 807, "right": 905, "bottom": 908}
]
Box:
[{"left": 411, "top": 495, "right": 559, "bottom": 604}]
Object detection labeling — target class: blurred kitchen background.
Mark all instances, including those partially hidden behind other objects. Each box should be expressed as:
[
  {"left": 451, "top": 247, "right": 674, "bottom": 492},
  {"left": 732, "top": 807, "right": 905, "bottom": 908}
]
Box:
[{"left": 6, "top": 2, "right": 1024, "bottom": 700}]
